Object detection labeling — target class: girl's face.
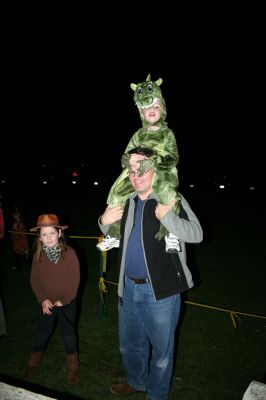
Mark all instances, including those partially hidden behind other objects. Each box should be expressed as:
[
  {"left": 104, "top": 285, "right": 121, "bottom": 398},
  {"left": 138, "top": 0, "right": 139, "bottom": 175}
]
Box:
[
  {"left": 142, "top": 99, "right": 162, "bottom": 124},
  {"left": 39, "top": 226, "right": 60, "bottom": 247}
]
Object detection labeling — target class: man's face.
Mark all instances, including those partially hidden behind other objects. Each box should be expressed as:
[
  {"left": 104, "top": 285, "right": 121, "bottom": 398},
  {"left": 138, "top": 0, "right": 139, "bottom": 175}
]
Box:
[{"left": 128, "top": 154, "right": 154, "bottom": 198}]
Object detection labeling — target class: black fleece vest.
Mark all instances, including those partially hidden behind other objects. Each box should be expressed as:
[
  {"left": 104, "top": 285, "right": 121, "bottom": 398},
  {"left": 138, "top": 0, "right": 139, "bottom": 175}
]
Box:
[{"left": 119, "top": 197, "right": 190, "bottom": 300}]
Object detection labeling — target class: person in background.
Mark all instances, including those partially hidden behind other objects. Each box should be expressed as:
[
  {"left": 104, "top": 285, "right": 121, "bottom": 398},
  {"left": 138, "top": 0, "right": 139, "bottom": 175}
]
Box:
[
  {"left": 0, "top": 196, "right": 4, "bottom": 240},
  {"left": 24, "top": 214, "right": 80, "bottom": 385},
  {"left": 97, "top": 74, "right": 181, "bottom": 253},
  {"left": 0, "top": 195, "right": 7, "bottom": 336},
  {"left": 98, "top": 147, "right": 203, "bottom": 400},
  {"left": 10, "top": 206, "right": 29, "bottom": 269},
  {"left": 0, "top": 297, "right": 6, "bottom": 337}
]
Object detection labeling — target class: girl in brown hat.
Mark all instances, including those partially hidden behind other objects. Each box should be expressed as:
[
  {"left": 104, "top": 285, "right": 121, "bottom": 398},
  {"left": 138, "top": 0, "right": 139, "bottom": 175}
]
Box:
[{"left": 24, "top": 214, "right": 80, "bottom": 385}]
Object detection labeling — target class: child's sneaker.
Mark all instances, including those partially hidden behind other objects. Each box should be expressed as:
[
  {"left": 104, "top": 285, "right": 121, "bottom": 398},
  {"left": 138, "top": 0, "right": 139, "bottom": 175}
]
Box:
[
  {"left": 165, "top": 233, "right": 181, "bottom": 253},
  {"left": 96, "top": 235, "right": 120, "bottom": 251}
]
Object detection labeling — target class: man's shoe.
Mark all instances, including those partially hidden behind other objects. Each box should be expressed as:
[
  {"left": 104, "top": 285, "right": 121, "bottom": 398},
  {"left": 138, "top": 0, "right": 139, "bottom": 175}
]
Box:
[
  {"left": 110, "top": 382, "right": 143, "bottom": 396},
  {"left": 165, "top": 233, "right": 181, "bottom": 253},
  {"left": 96, "top": 236, "right": 120, "bottom": 251}
]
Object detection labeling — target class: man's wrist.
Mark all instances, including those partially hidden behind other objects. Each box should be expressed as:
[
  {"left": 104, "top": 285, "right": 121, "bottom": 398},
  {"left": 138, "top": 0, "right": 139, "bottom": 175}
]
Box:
[{"left": 100, "top": 215, "right": 108, "bottom": 225}]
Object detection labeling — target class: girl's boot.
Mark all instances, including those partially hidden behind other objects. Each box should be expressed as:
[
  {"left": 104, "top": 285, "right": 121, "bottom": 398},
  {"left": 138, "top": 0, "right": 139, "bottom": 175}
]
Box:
[
  {"left": 66, "top": 352, "right": 79, "bottom": 385},
  {"left": 24, "top": 351, "right": 43, "bottom": 379}
]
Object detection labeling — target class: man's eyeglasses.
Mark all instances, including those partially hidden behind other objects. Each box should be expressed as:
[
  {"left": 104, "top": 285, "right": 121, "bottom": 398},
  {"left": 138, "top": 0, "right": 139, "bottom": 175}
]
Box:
[{"left": 128, "top": 169, "right": 150, "bottom": 178}]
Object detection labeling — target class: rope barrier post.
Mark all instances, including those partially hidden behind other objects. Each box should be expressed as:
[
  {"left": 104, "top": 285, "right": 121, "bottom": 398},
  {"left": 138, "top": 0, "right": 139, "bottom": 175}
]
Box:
[
  {"left": 99, "top": 252, "right": 105, "bottom": 319},
  {"left": 98, "top": 235, "right": 108, "bottom": 319}
]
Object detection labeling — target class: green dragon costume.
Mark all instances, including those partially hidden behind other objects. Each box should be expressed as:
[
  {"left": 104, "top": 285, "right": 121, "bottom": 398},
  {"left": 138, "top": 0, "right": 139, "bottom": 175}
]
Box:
[{"left": 107, "top": 74, "right": 181, "bottom": 240}]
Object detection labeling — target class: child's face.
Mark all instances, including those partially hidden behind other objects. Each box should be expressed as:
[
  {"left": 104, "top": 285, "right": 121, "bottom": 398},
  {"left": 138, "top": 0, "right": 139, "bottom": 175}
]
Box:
[
  {"left": 39, "top": 226, "right": 60, "bottom": 247},
  {"left": 142, "top": 99, "right": 162, "bottom": 124}
]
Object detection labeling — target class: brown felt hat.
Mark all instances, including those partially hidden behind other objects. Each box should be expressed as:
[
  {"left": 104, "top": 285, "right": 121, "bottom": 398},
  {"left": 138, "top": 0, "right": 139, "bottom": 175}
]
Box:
[{"left": 30, "top": 214, "right": 68, "bottom": 232}]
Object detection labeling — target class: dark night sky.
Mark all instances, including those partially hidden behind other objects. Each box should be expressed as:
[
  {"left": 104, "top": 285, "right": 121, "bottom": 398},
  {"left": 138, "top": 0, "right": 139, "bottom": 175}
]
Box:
[{"left": 2, "top": 7, "right": 263, "bottom": 187}]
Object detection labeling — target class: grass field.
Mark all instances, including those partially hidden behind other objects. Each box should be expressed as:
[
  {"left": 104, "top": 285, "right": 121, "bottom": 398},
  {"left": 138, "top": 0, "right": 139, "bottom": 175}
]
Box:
[{"left": 0, "top": 184, "right": 265, "bottom": 399}]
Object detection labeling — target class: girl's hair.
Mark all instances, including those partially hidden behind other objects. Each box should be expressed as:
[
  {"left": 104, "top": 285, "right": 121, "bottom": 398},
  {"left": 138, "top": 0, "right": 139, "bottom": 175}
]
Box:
[{"left": 33, "top": 228, "right": 67, "bottom": 262}]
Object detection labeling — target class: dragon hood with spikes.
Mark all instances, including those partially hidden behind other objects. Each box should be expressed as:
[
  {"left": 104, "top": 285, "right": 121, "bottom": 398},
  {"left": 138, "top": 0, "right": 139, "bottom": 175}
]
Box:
[{"left": 130, "top": 74, "right": 167, "bottom": 128}]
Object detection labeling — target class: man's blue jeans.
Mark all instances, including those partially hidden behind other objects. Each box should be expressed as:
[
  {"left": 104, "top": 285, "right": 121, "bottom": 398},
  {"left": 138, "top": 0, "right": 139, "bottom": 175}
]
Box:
[{"left": 118, "top": 276, "right": 181, "bottom": 400}]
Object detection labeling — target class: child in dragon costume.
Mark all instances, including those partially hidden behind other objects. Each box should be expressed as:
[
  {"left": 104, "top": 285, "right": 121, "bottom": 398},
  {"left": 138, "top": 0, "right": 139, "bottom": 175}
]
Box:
[{"left": 97, "top": 74, "right": 181, "bottom": 252}]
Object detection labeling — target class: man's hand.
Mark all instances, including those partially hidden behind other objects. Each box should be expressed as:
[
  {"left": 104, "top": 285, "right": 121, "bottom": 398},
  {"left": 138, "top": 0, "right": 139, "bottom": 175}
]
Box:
[
  {"left": 100, "top": 205, "right": 124, "bottom": 225},
  {"left": 155, "top": 199, "right": 176, "bottom": 220}
]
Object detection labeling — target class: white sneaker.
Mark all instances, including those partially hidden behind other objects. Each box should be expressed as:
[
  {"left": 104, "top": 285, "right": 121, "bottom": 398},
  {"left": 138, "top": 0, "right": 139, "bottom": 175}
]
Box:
[
  {"left": 165, "top": 233, "right": 181, "bottom": 253},
  {"left": 96, "top": 235, "right": 120, "bottom": 251}
]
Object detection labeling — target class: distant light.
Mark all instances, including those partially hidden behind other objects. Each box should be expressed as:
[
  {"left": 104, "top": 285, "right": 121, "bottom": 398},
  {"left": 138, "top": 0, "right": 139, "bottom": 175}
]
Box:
[
  {"left": 1, "top": 180, "right": 6, "bottom": 184},
  {"left": 43, "top": 180, "right": 48, "bottom": 185},
  {"left": 189, "top": 184, "right": 194, "bottom": 188},
  {"left": 72, "top": 180, "right": 77, "bottom": 185},
  {"left": 249, "top": 186, "right": 255, "bottom": 191},
  {"left": 219, "top": 185, "right": 225, "bottom": 189},
  {"left": 94, "top": 181, "right": 99, "bottom": 186}
]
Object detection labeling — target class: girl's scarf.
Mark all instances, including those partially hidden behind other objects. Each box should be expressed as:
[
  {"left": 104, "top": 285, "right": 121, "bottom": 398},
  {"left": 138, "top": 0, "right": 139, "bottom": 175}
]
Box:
[{"left": 43, "top": 244, "right": 61, "bottom": 264}]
